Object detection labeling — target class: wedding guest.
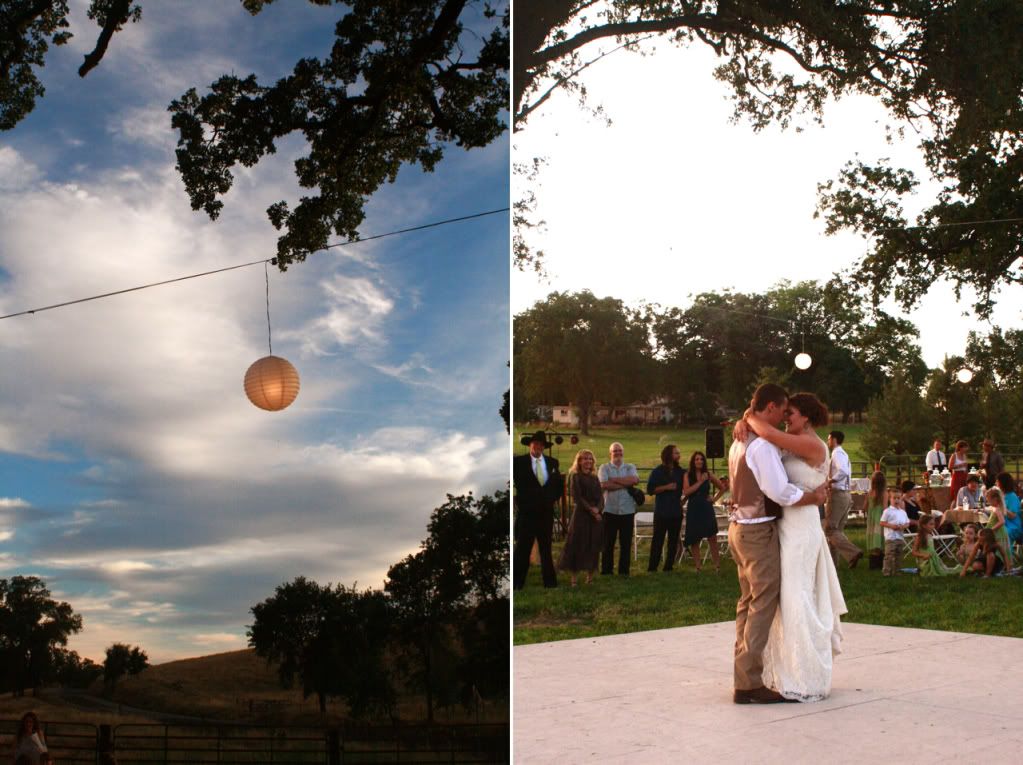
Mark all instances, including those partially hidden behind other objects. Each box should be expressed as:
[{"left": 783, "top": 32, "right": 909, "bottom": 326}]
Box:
[
  {"left": 979, "top": 439, "right": 1004, "bottom": 489},
  {"left": 865, "top": 471, "right": 886, "bottom": 562},
  {"left": 954, "top": 474, "right": 984, "bottom": 509},
  {"left": 646, "top": 444, "right": 684, "bottom": 572},
  {"left": 880, "top": 489, "right": 911, "bottom": 576},
  {"left": 983, "top": 487, "right": 1013, "bottom": 569},
  {"left": 14, "top": 712, "right": 48, "bottom": 765},
  {"left": 512, "top": 430, "right": 563, "bottom": 589},
  {"left": 826, "top": 431, "right": 862, "bottom": 567},
  {"left": 901, "top": 480, "right": 922, "bottom": 531},
  {"left": 948, "top": 440, "right": 970, "bottom": 500},
  {"left": 956, "top": 524, "right": 980, "bottom": 566},
  {"left": 682, "top": 450, "right": 727, "bottom": 573},
  {"left": 995, "top": 472, "right": 1022, "bottom": 546},
  {"left": 558, "top": 450, "right": 604, "bottom": 586},
  {"left": 911, "top": 513, "right": 961, "bottom": 576},
  {"left": 925, "top": 439, "right": 947, "bottom": 472},
  {"left": 961, "top": 528, "right": 1006, "bottom": 577},
  {"left": 599, "top": 442, "right": 639, "bottom": 576}
]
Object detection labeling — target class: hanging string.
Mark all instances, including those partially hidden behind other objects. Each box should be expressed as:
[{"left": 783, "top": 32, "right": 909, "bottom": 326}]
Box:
[
  {"left": 264, "top": 261, "right": 273, "bottom": 356},
  {"left": 0, "top": 206, "right": 508, "bottom": 321}
]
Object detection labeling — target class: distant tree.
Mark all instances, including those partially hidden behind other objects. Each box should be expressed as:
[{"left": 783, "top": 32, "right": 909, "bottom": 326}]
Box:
[
  {"left": 514, "top": 291, "right": 653, "bottom": 434},
  {"left": 0, "top": 576, "right": 82, "bottom": 696},
  {"left": 2, "top": 1, "right": 509, "bottom": 268},
  {"left": 923, "top": 357, "right": 982, "bottom": 450},
  {"left": 862, "top": 371, "right": 934, "bottom": 460},
  {"left": 103, "top": 643, "right": 148, "bottom": 692},
  {"left": 386, "top": 490, "right": 509, "bottom": 721},
  {"left": 53, "top": 649, "right": 103, "bottom": 689},
  {"left": 248, "top": 578, "right": 393, "bottom": 717}
]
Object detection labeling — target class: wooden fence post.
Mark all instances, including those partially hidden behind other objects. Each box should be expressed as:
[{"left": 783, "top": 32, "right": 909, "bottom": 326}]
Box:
[
  {"left": 98, "top": 724, "right": 114, "bottom": 765},
  {"left": 327, "top": 728, "right": 341, "bottom": 765}
]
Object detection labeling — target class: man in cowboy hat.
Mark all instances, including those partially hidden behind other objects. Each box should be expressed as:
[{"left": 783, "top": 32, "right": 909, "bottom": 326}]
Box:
[{"left": 513, "top": 430, "right": 563, "bottom": 588}]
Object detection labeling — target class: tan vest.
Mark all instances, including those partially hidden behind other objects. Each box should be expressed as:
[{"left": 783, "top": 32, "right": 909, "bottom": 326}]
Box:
[{"left": 728, "top": 438, "right": 780, "bottom": 521}]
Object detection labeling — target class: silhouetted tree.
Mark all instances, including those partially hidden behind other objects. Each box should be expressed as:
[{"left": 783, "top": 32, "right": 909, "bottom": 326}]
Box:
[
  {"left": 103, "top": 643, "right": 148, "bottom": 692},
  {"left": 2, "top": 1, "right": 508, "bottom": 268},
  {"left": 0, "top": 576, "right": 82, "bottom": 696}
]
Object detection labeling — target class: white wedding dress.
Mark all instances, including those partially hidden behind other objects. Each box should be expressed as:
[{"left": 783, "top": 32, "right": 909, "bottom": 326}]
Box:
[{"left": 761, "top": 443, "right": 848, "bottom": 701}]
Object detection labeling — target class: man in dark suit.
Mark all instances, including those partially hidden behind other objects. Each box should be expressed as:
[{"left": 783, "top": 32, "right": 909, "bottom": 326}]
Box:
[{"left": 513, "top": 430, "right": 563, "bottom": 588}]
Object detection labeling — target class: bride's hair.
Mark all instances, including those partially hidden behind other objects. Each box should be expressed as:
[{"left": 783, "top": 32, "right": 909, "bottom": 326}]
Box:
[{"left": 787, "top": 392, "right": 829, "bottom": 427}]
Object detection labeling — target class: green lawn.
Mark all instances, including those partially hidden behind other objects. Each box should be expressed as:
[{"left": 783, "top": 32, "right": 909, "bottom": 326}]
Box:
[
  {"left": 514, "top": 526, "right": 1023, "bottom": 645},
  {"left": 513, "top": 423, "right": 1022, "bottom": 645}
]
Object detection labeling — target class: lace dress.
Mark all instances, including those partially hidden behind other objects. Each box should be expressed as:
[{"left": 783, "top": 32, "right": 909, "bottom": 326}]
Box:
[{"left": 761, "top": 443, "right": 848, "bottom": 702}]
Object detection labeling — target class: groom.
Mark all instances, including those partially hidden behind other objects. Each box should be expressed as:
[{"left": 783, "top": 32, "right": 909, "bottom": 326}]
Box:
[{"left": 728, "top": 383, "right": 827, "bottom": 704}]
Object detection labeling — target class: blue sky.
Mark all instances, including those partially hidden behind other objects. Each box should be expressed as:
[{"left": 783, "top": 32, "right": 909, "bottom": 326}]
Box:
[{"left": 0, "top": 2, "right": 508, "bottom": 662}]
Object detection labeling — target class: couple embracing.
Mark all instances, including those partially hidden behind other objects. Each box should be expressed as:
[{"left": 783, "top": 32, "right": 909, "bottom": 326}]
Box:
[{"left": 729, "top": 383, "right": 847, "bottom": 704}]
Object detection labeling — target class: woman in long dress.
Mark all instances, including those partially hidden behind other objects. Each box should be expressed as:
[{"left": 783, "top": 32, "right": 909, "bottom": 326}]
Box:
[
  {"left": 682, "top": 451, "right": 727, "bottom": 572},
  {"left": 557, "top": 449, "right": 604, "bottom": 586},
  {"left": 742, "top": 392, "right": 848, "bottom": 702},
  {"left": 864, "top": 471, "right": 886, "bottom": 558}
]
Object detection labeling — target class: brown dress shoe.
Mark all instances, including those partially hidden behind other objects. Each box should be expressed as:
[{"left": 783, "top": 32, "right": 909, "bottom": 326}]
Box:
[
  {"left": 733, "top": 686, "right": 788, "bottom": 704},
  {"left": 849, "top": 551, "right": 864, "bottom": 569}
]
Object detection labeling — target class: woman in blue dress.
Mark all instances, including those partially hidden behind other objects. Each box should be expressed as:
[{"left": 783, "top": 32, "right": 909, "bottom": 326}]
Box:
[{"left": 682, "top": 451, "right": 727, "bottom": 572}]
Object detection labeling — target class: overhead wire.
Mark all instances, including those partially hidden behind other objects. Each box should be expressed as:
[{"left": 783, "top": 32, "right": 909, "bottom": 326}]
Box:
[{"left": 0, "top": 207, "right": 509, "bottom": 321}]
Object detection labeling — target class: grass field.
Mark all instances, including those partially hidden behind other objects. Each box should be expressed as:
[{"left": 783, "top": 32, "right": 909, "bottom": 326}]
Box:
[
  {"left": 513, "top": 527, "right": 1023, "bottom": 645},
  {"left": 513, "top": 423, "right": 1023, "bottom": 645}
]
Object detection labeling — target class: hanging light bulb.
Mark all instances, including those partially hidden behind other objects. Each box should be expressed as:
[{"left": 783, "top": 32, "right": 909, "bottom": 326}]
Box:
[
  {"left": 246, "top": 263, "right": 300, "bottom": 411},
  {"left": 793, "top": 323, "right": 812, "bottom": 369},
  {"left": 956, "top": 367, "right": 974, "bottom": 384}
]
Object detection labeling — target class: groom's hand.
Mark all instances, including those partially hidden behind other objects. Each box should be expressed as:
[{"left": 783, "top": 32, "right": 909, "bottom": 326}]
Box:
[{"left": 809, "top": 484, "right": 828, "bottom": 506}]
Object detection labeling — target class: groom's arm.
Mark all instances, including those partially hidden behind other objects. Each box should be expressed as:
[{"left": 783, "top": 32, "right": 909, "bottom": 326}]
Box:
[{"left": 746, "top": 440, "right": 825, "bottom": 508}]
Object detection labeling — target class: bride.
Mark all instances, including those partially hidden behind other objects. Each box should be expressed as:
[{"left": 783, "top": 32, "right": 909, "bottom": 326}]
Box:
[{"left": 743, "top": 392, "right": 847, "bottom": 702}]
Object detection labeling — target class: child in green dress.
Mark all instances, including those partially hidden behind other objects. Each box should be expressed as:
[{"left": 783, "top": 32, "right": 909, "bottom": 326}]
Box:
[
  {"left": 865, "top": 470, "right": 886, "bottom": 562},
  {"left": 984, "top": 487, "right": 1013, "bottom": 568},
  {"left": 911, "top": 514, "right": 962, "bottom": 576}
]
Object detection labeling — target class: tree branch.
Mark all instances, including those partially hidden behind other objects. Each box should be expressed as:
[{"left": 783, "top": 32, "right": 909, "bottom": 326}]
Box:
[{"left": 78, "top": 0, "right": 133, "bottom": 78}]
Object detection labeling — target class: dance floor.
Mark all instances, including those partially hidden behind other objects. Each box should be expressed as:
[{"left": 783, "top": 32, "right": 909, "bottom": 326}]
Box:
[{"left": 514, "top": 621, "right": 1023, "bottom": 763}]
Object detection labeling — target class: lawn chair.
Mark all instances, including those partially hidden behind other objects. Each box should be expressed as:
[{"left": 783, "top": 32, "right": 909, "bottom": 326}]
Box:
[{"left": 633, "top": 511, "right": 654, "bottom": 561}]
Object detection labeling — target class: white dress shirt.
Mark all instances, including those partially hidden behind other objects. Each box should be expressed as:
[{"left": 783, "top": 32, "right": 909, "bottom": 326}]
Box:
[
  {"left": 742, "top": 438, "right": 806, "bottom": 523},
  {"left": 925, "top": 449, "right": 947, "bottom": 471},
  {"left": 829, "top": 445, "right": 851, "bottom": 491}
]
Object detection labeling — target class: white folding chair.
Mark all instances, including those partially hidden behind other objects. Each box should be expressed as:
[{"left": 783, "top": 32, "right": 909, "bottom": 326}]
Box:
[{"left": 633, "top": 511, "right": 654, "bottom": 560}]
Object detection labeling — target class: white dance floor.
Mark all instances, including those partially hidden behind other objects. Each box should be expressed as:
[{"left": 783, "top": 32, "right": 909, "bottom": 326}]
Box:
[{"left": 514, "top": 621, "right": 1023, "bottom": 763}]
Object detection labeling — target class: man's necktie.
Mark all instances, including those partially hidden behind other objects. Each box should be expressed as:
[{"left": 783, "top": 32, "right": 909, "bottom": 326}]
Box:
[{"left": 535, "top": 456, "right": 547, "bottom": 486}]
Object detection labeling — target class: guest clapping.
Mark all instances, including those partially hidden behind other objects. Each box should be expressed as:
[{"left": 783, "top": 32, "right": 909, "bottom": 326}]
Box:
[
  {"left": 646, "top": 444, "right": 684, "bottom": 572},
  {"left": 558, "top": 450, "right": 604, "bottom": 587},
  {"left": 682, "top": 451, "right": 727, "bottom": 573}
]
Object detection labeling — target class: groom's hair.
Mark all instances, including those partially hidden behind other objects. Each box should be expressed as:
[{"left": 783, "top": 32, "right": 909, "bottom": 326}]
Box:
[{"left": 750, "top": 383, "right": 788, "bottom": 413}]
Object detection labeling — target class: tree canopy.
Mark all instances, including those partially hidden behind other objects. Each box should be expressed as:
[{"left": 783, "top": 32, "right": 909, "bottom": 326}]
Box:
[
  {"left": 514, "top": 2, "right": 1023, "bottom": 315},
  {"left": 2, "top": 0, "right": 509, "bottom": 268},
  {"left": 0, "top": 575, "right": 83, "bottom": 695},
  {"left": 102, "top": 642, "right": 148, "bottom": 692}
]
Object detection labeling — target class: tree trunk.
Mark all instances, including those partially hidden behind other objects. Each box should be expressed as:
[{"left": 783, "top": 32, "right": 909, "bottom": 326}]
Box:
[{"left": 577, "top": 402, "right": 591, "bottom": 436}]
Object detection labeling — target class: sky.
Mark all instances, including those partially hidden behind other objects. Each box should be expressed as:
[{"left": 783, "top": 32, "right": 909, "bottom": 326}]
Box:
[
  {"left": 0, "top": 2, "right": 509, "bottom": 663},
  {"left": 512, "top": 38, "right": 1022, "bottom": 369}
]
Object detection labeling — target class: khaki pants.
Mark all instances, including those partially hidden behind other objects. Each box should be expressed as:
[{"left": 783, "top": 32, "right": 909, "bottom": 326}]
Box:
[
  {"left": 883, "top": 537, "right": 905, "bottom": 575},
  {"left": 728, "top": 521, "right": 781, "bottom": 691},
  {"left": 825, "top": 490, "right": 862, "bottom": 565}
]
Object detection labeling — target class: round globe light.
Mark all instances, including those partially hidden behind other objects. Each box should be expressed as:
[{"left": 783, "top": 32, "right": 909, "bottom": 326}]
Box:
[
  {"left": 956, "top": 367, "right": 974, "bottom": 384},
  {"left": 245, "top": 355, "right": 300, "bottom": 411},
  {"left": 794, "top": 352, "right": 812, "bottom": 370}
]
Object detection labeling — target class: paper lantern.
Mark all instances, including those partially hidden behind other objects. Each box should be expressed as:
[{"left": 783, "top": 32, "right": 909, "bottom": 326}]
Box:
[
  {"left": 956, "top": 367, "right": 974, "bottom": 384},
  {"left": 245, "top": 355, "right": 300, "bottom": 411},
  {"left": 794, "top": 352, "right": 812, "bottom": 370}
]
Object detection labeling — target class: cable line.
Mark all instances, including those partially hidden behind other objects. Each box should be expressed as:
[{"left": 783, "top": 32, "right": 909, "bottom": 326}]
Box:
[{"left": 0, "top": 207, "right": 508, "bottom": 321}]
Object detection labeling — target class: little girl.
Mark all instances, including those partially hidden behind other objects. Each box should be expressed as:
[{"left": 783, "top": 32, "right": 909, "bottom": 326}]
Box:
[
  {"left": 984, "top": 487, "right": 1013, "bottom": 568},
  {"left": 911, "top": 513, "right": 962, "bottom": 576},
  {"left": 956, "top": 523, "right": 979, "bottom": 566},
  {"left": 961, "top": 528, "right": 1006, "bottom": 577}
]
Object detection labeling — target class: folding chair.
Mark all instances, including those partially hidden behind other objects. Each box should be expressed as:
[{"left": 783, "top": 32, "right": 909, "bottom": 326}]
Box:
[{"left": 633, "top": 511, "right": 654, "bottom": 560}]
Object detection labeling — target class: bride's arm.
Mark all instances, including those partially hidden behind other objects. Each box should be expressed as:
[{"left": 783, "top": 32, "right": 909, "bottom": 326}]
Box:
[{"left": 746, "top": 415, "right": 827, "bottom": 463}]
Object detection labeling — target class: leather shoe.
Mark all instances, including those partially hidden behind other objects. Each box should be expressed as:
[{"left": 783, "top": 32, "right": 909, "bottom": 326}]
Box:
[
  {"left": 734, "top": 686, "right": 787, "bottom": 704},
  {"left": 849, "top": 551, "right": 863, "bottom": 569}
]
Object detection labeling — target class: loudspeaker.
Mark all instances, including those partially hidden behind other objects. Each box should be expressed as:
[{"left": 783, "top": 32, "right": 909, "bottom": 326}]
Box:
[{"left": 705, "top": 427, "right": 725, "bottom": 459}]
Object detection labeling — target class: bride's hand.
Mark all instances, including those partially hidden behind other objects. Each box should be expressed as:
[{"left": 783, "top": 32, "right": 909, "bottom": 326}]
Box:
[
  {"left": 732, "top": 418, "right": 750, "bottom": 442},
  {"left": 745, "top": 414, "right": 772, "bottom": 437}
]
